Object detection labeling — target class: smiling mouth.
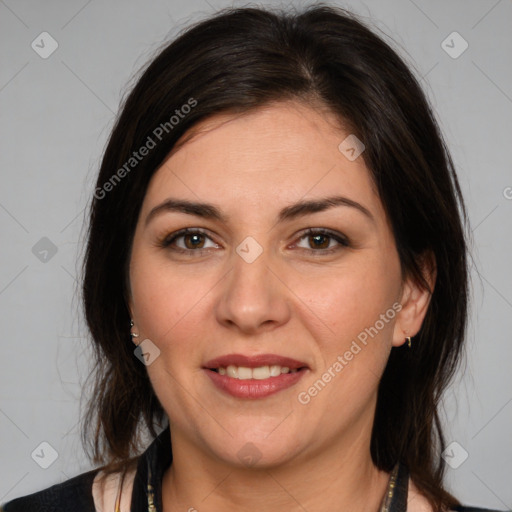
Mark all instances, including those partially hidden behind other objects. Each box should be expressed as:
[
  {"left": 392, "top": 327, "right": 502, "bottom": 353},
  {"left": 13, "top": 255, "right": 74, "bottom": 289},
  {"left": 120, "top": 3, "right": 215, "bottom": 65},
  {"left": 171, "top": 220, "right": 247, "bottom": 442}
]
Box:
[
  {"left": 204, "top": 363, "right": 308, "bottom": 399},
  {"left": 209, "top": 364, "right": 305, "bottom": 380},
  {"left": 204, "top": 353, "right": 307, "bottom": 374}
]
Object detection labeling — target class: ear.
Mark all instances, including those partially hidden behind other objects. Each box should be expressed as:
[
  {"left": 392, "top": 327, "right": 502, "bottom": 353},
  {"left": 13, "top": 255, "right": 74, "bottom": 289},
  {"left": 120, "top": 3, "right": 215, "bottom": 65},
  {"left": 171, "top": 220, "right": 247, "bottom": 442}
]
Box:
[
  {"left": 124, "top": 270, "right": 134, "bottom": 319},
  {"left": 392, "top": 251, "right": 436, "bottom": 347}
]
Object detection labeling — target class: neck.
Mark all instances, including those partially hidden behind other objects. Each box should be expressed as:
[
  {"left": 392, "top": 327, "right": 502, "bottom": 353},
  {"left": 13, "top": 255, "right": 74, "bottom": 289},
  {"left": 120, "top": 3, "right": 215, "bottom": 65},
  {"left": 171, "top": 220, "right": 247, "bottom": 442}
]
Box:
[{"left": 161, "top": 414, "right": 391, "bottom": 512}]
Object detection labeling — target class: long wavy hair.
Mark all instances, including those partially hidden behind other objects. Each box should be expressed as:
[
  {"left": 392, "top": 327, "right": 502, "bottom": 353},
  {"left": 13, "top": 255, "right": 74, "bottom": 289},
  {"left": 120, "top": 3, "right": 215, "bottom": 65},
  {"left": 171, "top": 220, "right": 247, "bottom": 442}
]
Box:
[{"left": 81, "top": 4, "right": 469, "bottom": 510}]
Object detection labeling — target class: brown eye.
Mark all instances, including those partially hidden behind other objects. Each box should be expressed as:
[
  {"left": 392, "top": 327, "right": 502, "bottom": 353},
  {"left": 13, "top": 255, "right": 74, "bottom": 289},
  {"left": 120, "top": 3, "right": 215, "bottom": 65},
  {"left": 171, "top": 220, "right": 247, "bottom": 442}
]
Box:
[
  {"left": 308, "top": 233, "right": 331, "bottom": 249},
  {"left": 160, "top": 228, "right": 218, "bottom": 253},
  {"left": 183, "top": 233, "right": 206, "bottom": 249},
  {"left": 295, "top": 228, "right": 349, "bottom": 254}
]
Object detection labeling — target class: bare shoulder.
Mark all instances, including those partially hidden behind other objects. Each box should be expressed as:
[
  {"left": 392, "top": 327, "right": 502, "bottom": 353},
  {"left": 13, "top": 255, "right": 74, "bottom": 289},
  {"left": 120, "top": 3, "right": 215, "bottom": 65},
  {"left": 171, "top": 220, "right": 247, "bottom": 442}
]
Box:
[
  {"left": 407, "top": 477, "right": 434, "bottom": 512},
  {"left": 92, "top": 467, "right": 136, "bottom": 512}
]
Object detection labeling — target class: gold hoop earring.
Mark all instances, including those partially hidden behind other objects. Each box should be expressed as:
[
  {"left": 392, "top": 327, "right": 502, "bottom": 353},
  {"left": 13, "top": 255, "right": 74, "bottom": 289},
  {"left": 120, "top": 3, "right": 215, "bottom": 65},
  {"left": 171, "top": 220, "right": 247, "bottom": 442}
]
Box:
[
  {"left": 130, "top": 319, "right": 140, "bottom": 345},
  {"left": 406, "top": 336, "right": 412, "bottom": 348}
]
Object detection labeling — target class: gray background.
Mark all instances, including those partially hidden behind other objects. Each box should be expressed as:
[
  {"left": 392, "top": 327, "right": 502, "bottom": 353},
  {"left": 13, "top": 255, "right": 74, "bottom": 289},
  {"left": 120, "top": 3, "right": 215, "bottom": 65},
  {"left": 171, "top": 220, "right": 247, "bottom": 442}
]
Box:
[{"left": 0, "top": 0, "right": 511, "bottom": 508}]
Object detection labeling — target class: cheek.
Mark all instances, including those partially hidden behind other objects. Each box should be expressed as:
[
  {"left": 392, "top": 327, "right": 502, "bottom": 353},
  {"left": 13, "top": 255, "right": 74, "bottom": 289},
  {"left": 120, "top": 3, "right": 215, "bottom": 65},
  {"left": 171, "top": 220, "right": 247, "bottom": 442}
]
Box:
[
  {"left": 129, "top": 248, "right": 215, "bottom": 342},
  {"left": 129, "top": 251, "right": 212, "bottom": 418},
  {"left": 296, "top": 256, "right": 400, "bottom": 344},
  {"left": 295, "top": 268, "right": 399, "bottom": 425}
]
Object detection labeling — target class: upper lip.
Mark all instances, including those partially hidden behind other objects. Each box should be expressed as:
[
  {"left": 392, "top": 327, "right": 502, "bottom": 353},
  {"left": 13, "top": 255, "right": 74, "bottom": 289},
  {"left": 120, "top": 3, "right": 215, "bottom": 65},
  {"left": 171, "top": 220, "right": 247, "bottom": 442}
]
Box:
[{"left": 203, "top": 353, "right": 308, "bottom": 370}]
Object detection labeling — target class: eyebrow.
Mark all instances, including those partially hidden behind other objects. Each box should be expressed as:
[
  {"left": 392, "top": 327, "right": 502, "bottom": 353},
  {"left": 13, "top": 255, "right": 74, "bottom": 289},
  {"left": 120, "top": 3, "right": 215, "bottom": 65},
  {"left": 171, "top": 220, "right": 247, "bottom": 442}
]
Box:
[{"left": 145, "top": 195, "right": 374, "bottom": 227}]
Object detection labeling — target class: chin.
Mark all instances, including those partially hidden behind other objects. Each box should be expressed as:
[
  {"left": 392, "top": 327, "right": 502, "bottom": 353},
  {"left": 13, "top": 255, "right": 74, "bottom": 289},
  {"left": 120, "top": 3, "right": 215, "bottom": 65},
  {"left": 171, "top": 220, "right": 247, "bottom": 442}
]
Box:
[{"left": 206, "top": 430, "right": 304, "bottom": 469}]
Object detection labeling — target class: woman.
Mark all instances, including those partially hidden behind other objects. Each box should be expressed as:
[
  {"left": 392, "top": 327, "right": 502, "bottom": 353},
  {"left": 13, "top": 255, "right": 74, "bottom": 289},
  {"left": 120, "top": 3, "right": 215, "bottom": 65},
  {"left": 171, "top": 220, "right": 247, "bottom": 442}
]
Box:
[{"left": 1, "top": 4, "right": 506, "bottom": 512}]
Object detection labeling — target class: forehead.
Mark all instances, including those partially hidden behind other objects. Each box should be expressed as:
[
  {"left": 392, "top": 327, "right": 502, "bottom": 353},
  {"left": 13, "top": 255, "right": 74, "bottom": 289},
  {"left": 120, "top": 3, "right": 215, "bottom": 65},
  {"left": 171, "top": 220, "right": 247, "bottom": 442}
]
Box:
[{"left": 141, "top": 101, "right": 381, "bottom": 219}]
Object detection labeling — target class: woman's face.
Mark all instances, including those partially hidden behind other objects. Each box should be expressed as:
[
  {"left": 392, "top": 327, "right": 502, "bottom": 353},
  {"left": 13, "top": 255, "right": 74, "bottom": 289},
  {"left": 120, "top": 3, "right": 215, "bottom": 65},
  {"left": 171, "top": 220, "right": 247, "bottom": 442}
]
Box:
[{"left": 128, "top": 100, "right": 427, "bottom": 468}]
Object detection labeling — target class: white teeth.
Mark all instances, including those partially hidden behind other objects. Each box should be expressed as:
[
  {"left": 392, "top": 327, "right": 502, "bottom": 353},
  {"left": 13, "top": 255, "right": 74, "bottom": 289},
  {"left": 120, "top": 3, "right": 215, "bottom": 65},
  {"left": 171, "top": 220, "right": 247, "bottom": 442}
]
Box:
[
  {"left": 252, "top": 366, "right": 270, "bottom": 380},
  {"left": 226, "top": 365, "right": 238, "bottom": 378},
  {"left": 269, "top": 365, "right": 281, "bottom": 377},
  {"left": 237, "top": 366, "right": 253, "bottom": 379},
  {"left": 215, "top": 364, "right": 300, "bottom": 380}
]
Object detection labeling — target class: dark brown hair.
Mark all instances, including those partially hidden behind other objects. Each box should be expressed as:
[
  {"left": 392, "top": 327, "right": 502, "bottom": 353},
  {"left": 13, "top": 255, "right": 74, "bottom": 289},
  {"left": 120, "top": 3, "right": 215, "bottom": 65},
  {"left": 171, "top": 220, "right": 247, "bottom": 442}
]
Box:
[{"left": 81, "top": 4, "right": 469, "bottom": 509}]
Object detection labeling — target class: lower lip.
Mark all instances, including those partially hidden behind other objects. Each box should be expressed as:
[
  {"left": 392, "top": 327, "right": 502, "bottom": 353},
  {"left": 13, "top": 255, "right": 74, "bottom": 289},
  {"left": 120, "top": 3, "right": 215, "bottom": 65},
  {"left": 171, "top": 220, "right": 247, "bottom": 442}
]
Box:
[{"left": 204, "top": 368, "right": 307, "bottom": 399}]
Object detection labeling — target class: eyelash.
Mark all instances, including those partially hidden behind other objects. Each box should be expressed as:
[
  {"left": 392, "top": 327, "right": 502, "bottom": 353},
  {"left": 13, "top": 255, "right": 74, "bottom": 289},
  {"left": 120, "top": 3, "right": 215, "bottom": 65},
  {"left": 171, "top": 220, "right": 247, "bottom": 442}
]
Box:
[{"left": 158, "top": 227, "right": 350, "bottom": 256}]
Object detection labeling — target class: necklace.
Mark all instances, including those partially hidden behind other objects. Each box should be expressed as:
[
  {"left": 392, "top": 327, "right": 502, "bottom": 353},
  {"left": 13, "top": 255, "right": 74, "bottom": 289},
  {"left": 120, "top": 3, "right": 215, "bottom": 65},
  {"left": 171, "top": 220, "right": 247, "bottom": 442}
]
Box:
[
  {"left": 378, "top": 463, "right": 402, "bottom": 512},
  {"left": 140, "top": 462, "right": 405, "bottom": 512}
]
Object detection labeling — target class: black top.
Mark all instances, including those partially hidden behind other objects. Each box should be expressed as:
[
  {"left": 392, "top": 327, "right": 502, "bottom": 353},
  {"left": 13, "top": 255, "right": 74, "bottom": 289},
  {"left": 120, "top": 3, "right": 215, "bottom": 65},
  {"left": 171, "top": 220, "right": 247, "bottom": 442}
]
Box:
[{"left": 1, "top": 426, "right": 506, "bottom": 511}]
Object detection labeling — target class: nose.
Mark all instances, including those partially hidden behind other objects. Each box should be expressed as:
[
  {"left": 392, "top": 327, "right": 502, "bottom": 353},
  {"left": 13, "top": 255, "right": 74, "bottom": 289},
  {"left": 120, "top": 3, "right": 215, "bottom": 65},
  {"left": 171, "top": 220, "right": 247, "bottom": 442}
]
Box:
[{"left": 215, "top": 245, "right": 291, "bottom": 335}]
